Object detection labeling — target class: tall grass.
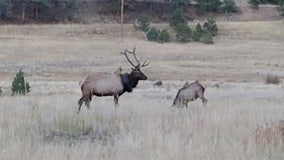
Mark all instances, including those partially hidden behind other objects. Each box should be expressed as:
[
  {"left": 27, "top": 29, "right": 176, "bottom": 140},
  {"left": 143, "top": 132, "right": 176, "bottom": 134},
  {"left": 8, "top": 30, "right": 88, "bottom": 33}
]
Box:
[{"left": 0, "top": 88, "right": 283, "bottom": 160}]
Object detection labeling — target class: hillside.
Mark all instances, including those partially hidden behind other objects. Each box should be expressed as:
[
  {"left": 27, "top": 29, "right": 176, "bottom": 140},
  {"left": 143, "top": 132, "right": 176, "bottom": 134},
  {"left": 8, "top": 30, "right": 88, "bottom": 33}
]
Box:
[
  {"left": 83, "top": 1, "right": 283, "bottom": 23},
  {"left": 0, "top": 0, "right": 282, "bottom": 24}
]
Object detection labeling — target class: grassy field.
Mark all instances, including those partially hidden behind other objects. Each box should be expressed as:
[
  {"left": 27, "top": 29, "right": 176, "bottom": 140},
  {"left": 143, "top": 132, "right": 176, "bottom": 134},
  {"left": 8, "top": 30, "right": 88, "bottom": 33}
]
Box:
[
  {"left": 0, "top": 21, "right": 284, "bottom": 159},
  {"left": 0, "top": 21, "right": 283, "bottom": 82}
]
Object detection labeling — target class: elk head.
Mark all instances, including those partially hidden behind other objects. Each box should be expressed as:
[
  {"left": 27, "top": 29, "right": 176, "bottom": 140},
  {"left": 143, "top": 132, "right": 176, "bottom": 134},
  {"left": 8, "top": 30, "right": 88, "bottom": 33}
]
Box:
[{"left": 121, "top": 47, "right": 149, "bottom": 81}]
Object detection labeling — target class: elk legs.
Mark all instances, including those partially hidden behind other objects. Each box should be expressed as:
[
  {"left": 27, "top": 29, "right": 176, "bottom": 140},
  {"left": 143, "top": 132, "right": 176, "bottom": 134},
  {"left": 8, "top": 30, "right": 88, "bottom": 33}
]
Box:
[
  {"left": 78, "top": 94, "right": 92, "bottom": 113},
  {"left": 114, "top": 94, "right": 119, "bottom": 107}
]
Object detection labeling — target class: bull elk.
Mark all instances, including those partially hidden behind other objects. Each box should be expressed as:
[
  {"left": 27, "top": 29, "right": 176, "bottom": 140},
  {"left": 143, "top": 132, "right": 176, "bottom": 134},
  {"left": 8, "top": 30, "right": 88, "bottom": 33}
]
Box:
[
  {"left": 172, "top": 80, "right": 208, "bottom": 108},
  {"left": 78, "top": 47, "right": 149, "bottom": 113}
]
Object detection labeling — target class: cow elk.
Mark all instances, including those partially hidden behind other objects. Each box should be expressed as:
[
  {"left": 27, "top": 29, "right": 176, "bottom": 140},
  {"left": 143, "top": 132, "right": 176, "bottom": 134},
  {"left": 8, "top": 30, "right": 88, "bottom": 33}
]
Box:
[
  {"left": 172, "top": 80, "right": 208, "bottom": 108},
  {"left": 78, "top": 47, "right": 149, "bottom": 113}
]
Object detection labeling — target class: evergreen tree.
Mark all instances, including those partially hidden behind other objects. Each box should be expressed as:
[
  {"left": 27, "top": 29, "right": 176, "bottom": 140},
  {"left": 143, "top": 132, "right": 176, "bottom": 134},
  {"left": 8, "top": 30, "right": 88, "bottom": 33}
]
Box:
[
  {"left": 192, "top": 23, "right": 204, "bottom": 41},
  {"left": 176, "top": 23, "right": 192, "bottom": 43},
  {"left": 196, "top": 0, "right": 223, "bottom": 13},
  {"left": 203, "top": 18, "right": 218, "bottom": 36},
  {"left": 159, "top": 29, "right": 171, "bottom": 43},
  {"left": 221, "top": 0, "right": 239, "bottom": 15},
  {"left": 11, "top": 69, "right": 31, "bottom": 96},
  {"left": 278, "top": 0, "right": 284, "bottom": 16},
  {"left": 0, "top": 0, "right": 12, "bottom": 20},
  {"left": 146, "top": 27, "right": 160, "bottom": 41},
  {"left": 169, "top": 8, "right": 187, "bottom": 29},
  {"left": 249, "top": 0, "right": 260, "bottom": 9},
  {"left": 200, "top": 31, "right": 214, "bottom": 44},
  {"left": 170, "top": 0, "right": 191, "bottom": 10},
  {"left": 135, "top": 12, "right": 150, "bottom": 32}
]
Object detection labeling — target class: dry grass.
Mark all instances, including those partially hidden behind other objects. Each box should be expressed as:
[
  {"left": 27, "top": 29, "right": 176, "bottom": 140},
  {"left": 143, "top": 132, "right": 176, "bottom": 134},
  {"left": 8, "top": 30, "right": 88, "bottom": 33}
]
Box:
[
  {"left": 217, "top": 21, "right": 284, "bottom": 41},
  {"left": 0, "top": 84, "right": 284, "bottom": 160},
  {"left": 254, "top": 120, "right": 284, "bottom": 150},
  {"left": 0, "top": 21, "right": 284, "bottom": 82}
]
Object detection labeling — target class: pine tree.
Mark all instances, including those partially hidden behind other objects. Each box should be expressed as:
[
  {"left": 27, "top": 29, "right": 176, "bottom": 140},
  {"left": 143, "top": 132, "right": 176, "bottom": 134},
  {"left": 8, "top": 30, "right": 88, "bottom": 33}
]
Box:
[
  {"left": 0, "top": 0, "right": 13, "bottom": 20},
  {"left": 192, "top": 23, "right": 204, "bottom": 41},
  {"left": 176, "top": 23, "right": 192, "bottom": 43},
  {"left": 11, "top": 69, "right": 31, "bottom": 95},
  {"left": 203, "top": 18, "right": 218, "bottom": 36},
  {"left": 135, "top": 12, "right": 150, "bottom": 32},
  {"left": 169, "top": 8, "right": 187, "bottom": 29}
]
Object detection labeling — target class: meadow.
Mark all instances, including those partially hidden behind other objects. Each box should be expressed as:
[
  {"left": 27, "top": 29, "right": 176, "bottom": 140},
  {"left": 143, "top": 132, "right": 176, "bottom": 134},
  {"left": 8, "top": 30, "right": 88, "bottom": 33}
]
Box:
[{"left": 0, "top": 21, "right": 284, "bottom": 159}]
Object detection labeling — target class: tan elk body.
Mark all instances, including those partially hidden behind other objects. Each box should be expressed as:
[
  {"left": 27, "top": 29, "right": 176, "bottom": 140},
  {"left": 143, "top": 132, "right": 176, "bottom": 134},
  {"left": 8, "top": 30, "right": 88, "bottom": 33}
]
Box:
[
  {"left": 173, "top": 80, "right": 208, "bottom": 107},
  {"left": 78, "top": 48, "right": 149, "bottom": 112}
]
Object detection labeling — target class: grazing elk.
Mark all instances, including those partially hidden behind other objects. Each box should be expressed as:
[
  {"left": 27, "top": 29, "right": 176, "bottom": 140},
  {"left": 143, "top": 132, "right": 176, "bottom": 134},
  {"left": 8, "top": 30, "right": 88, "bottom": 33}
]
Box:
[
  {"left": 78, "top": 47, "right": 149, "bottom": 113},
  {"left": 172, "top": 80, "right": 208, "bottom": 108}
]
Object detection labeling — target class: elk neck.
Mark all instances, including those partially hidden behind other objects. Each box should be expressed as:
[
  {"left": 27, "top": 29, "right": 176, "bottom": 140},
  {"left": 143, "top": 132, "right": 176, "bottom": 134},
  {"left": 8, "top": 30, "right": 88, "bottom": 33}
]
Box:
[{"left": 121, "top": 73, "right": 133, "bottom": 92}]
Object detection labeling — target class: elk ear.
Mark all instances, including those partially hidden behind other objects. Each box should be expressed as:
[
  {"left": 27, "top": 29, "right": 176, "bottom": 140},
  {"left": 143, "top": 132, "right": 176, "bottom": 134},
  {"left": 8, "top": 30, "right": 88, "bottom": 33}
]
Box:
[{"left": 183, "top": 81, "right": 189, "bottom": 88}]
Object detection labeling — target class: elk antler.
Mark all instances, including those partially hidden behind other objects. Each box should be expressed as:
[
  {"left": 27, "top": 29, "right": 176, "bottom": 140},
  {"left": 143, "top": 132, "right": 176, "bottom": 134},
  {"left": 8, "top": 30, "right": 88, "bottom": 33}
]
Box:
[
  {"left": 121, "top": 48, "right": 137, "bottom": 68},
  {"left": 126, "top": 47, "right": 141, "bottom": 64},
  {"left": 121, "top": 47, "right": 150, "bottom": 68},
  {"left": 140, "top": 61, "right": 150, "bottom": 68}
]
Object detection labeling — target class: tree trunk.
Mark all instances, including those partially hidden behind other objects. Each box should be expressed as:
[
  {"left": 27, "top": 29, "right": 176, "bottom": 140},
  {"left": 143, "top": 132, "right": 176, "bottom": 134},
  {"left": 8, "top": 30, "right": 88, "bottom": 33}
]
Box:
[
  {"left": 35, "top": 2, "right": 39, "bottom": 20},
  {"left": 120, "top": 0, "right": 124, "bottom": 41},
  {"left": 22, "top": 1, "right": 26, "bottom": 23}
]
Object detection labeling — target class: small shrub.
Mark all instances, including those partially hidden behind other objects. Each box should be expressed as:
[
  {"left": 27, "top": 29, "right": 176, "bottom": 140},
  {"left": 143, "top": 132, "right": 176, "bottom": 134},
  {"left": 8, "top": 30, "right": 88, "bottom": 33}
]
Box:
[
  {"left": 278, "top": 0, "right": 284, "bottom": 5},
  {"left": 146, "top": 27, "right": 160, "bottom": 41},
  {"left": 192, "top": 23, "right": 204, "bottom": 41},
  {"left": 203, "top": 18, "right": 218, "bottom": 36},
  {"left": 195, "top": 23, "right": 204, "bottom": 34},
  {"left": 192, "top": 31, "right": 201, "bottom": 42},
  {"left": 254, "top": 121, "right": 284, "bottom": 149},
  {"left": 265, "top": 74, "right": 280, "bottom": 84},
  {"left": 196, "top": 0, "right": 223, "bottom": 13},
  {"left": 200, "top": 31, "right": 214, "bottom": 44},
  {"left": 221, "top": 0, "right": 239, "bottom": 14},
  {"left": 114, "top": 66, "right": 123, "bottom": 74},
  {"left": 196, "top": 0, "right": 207, "bottom": 15},
  {"left": 109, "top": 0, "right": 137, "bottom": 13},
  {"left": 146, "top": 27, "right": 171, "bottom": 43},
  {"left": 176, "top": 23, "right": 192, "bottom": 43},
  {"left": 207, "top": 0, "right": 223, "bottom": 12},
  {"left": 277, "top": 3, "right": 284, "bottom": 16},
  {"left": 0, "top": 87, "right": 2, "bottom": 96},
  {"left": 11, "top": 69, "right": 31, "bottom": 96},
  {"left": 159, "top": 29, "right": 171, "bottom": 43},
  {"left": 154, "top": 81, "right": 163, "bottom": 87},
  {"left": 109, "top": 1, "right": 120, "bottom": 13},
  {"left": 169, "top": 8, "right": 187, "bottom": 29},
  {"left": 135, "top": 12, "right": 150, "bottom": 32},
  {"left": 249, "top": 0, "right": 260, "bottom": 9}
]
